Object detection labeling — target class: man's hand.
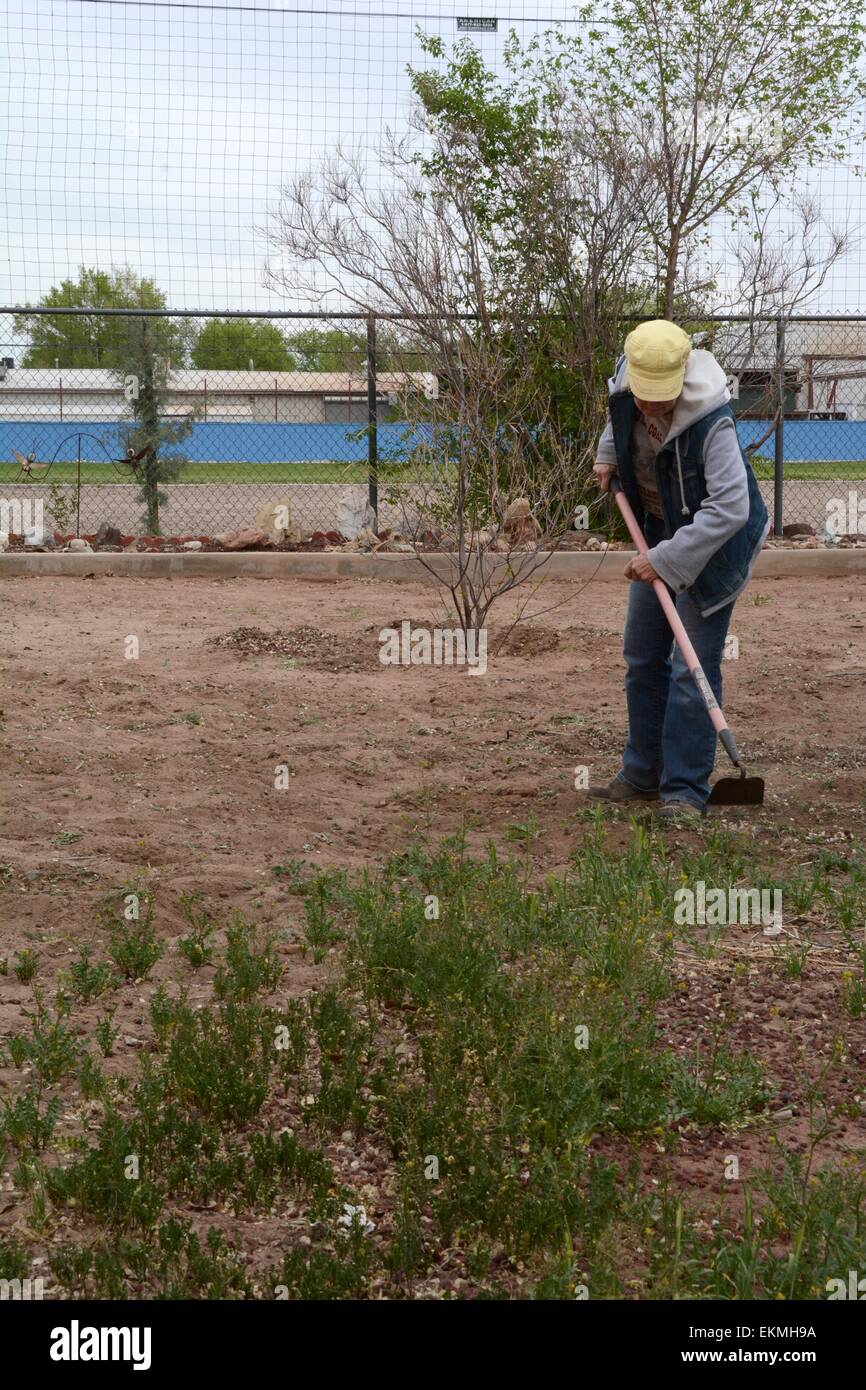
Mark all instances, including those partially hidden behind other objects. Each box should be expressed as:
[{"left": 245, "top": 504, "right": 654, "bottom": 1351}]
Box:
[
  {"left": 592, "top": 462, "right": 615, "bottom": 493},
  {"left": 624, "top": 554, "right": 660, "bottom": 584}
]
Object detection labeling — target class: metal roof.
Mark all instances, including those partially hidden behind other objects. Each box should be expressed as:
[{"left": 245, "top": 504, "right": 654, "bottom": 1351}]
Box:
[{"left": 0, "top": 368, "right": 438, "bottom": 396}]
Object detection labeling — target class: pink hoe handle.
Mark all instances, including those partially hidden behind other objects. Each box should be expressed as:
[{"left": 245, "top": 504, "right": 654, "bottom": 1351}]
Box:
[{"left": 609, "top": 477, "right": 742, "bottom": 768}]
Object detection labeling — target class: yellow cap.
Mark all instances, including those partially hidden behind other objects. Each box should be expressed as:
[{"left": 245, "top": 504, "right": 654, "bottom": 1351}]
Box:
[{"left": 624, "top": 319, "right": 692, "bottom": 401}]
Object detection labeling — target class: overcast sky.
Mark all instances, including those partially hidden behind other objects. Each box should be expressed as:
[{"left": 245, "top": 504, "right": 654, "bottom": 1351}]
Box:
[{"left": 0, "top": 0, "right": 864, "bottom": 324}]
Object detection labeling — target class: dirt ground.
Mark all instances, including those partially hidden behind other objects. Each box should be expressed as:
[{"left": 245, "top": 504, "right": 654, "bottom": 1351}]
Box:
[
  {"left": 2, "top": 569, "right": 866, "bottom": 1284},
  {"left": 2, "top": 570, "right": 864, "bottom": 890}
]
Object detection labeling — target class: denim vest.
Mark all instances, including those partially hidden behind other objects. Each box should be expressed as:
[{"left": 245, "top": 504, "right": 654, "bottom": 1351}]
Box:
[{"left": 608, "top": 374, "right": 769, "bottom": 614}]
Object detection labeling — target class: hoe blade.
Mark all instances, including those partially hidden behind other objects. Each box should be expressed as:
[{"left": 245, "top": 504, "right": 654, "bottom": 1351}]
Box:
[{"left": 707, "top": 774, "right": 765, "bottom": 807}]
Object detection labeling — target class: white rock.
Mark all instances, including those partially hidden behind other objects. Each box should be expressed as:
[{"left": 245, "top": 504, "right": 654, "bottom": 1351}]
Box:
[
  {"left": 63, "top": 538, "right": 93, "bottom": 553},
  {"left": 338, "top": 486, "right": 376, "bottom": 540},
  {"left": 0, "top": 532, "right": 9, "bottom": 552},
  {"left": 182, "top": 540, "right": 202, "bottom": 551}
]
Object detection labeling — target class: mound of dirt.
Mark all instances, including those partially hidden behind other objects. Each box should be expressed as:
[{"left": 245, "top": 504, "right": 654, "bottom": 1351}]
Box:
[
  {"left": 495, "top": 625, "right": 561, "bottom": 658},
  {"left": 209, "top": 624, "right": 374, "bottom": 672},
  {"left": 209, "top": 619, "right": 563, "bottom": 671}
]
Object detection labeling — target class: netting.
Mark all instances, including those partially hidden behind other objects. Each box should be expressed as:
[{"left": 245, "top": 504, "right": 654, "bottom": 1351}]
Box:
[
  {"left": 2, "top": 3, "right": 866, "bottom": 544},
  {"left": 0, "top": 310, "right": 419, "bottom": 539},
  {"left": 1, "top": 1, "right": 865, "bottom": 315},
  {"left": 2, "top": 310, "right": 866, "bottom": 542}
]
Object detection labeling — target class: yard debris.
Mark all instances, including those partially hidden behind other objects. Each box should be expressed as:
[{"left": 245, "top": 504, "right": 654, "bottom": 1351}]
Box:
[
  {"left": 496, "top": 624, "right": 561, "bottom": 658},
  {"left": 309, "top": 530, "right": 346, "bottom": 546},
  {"left": 502, "top": 496, "right": 541, "bottom": 545},
  {"left": 341, "top": 526, "right": 382, "bottom": 552},
  {"left": 1, "top": 519, "right": 860, "bottom": 556},
  {"left": 219, "top": 527, "right": 273, "bottom": 550},
  {"left": 209, "top": 624, "right": 373, "bottom": 671},
  {"left": 95, "top": 521, "right": 124, "bottom": 547}
]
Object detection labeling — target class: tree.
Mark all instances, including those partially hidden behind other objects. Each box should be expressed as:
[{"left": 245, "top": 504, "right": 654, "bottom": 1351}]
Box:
[
  {"left": 515, "top": 0, "right": 865, "bottom": 316},
  {"left": 282, "top": 326, "right": 366, "bottom": 371},
  {"left": 262, "top": 35, "right": 641, "bottom": 542},
  {"left": 263, "top": 82, "right": 602, "bottom": 636},
  {"left": 391, "top": 18, "right": 854, "bottom": 525},
  {"left": 282, "top": 325, "right": 437, "bottom": 375},
  {"left": 190, "top": 318, "right": 296, "bottom": 370},
  {"left": 13, "top": 267, "right": 191, "bottom": 368},
  {"left": 120, "top": 319, "right": 194, "bottom": 535},
  {"left": 377, "top": 320, "right": 591, "bottom": 644},
  {"left": 404, "top": 33, "right": 660, "bottom": 525}
]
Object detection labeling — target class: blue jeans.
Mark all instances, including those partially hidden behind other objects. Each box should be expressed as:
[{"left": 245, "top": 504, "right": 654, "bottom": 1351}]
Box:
[{"left": 620, "top": 517, "right": 734, "bottom": 809}]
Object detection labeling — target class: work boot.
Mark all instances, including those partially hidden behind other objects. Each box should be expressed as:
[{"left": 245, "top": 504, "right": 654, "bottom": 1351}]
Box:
[
  {"left": 655, "top": 799, "right": 704, "bottom": 825},
  {"left": 588, "top": 774, "right": 659, "bottom": 803}
]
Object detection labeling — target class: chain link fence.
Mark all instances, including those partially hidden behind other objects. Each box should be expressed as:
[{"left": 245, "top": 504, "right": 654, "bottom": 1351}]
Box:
[
  {"left": 0, "top": 311, "right": 432, "bottom": 543},
  {"left": 701, "top": 317, "right": 866, "bottom": 542},
  {"left": 2, "top": 310, "right": 865, "bottom": 545}
]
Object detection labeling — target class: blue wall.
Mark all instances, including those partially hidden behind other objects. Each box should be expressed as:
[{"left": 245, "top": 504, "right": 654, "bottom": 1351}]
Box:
[
  {"left": 736, "top": 419, "right": 866, "bottom": 462},
  {"left": 1, "top": 417, "right": 865, "bottom": 465},
  {"left": 0, "top": 421, "right": 433, "bottom": 465}
]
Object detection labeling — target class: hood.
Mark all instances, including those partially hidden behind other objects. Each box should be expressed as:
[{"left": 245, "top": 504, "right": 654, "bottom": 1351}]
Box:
[{"left": 609, "top": 347, "right": 731, "bottom": 444}]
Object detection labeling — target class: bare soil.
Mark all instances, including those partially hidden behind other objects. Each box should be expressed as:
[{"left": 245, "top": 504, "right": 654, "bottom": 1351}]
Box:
[{"left": 1, "top": 570, "right": 865, "bottom": 1284}]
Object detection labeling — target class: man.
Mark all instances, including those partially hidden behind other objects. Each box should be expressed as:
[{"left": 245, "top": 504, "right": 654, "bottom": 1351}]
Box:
[{"left": 591, "top": 319, "right": 769, "bottom": 823}]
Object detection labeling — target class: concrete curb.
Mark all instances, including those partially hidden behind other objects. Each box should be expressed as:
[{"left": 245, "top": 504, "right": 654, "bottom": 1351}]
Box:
[{"left": 0, "top": 548, "right": 862, "bottom": 581}]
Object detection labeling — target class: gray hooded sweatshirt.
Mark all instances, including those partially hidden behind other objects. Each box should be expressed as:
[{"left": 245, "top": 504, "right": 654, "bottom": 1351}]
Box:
[{"left": 595, "top": 348, "right": 770, "bottom": 612}]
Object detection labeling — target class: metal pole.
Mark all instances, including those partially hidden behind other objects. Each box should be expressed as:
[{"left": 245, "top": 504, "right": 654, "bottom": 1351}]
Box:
[
  {"left": 367, "top": 311, "right": 378, "bottom": 525},
  {"left": 774, "top": 317, "right": 785, "bottom": 536},
  {"left": 76, "top": 434, "right": 82, "bottom": 539}
]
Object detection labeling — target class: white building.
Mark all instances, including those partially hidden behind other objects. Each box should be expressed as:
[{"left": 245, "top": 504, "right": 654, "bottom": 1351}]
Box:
[
  {"left": 0, "top": 368, "right": 438, "bottom": 423},
  {"left": 704, "top": 321, "right": 866, "bottom": 420}
]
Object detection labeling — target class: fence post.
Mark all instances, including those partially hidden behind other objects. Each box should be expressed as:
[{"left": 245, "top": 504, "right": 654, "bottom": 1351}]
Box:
[
  {"left": 367, "top": 310, "right": 378, "bottom": 524},
  {"left": 774, "top": 316, "right": 785, "bottom": 536}
]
